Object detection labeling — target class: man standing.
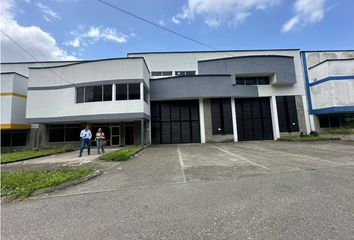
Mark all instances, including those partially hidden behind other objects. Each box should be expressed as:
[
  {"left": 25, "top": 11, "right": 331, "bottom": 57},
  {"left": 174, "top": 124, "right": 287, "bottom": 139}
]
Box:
[{"left": 79, "top": 126, "right": 92, "bottom": 157}]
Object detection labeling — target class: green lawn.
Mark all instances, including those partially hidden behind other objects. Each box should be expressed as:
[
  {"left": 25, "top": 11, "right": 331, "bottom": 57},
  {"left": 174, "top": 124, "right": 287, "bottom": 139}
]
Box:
[
  {"left": 278, "top": 135, "right": 340, "bottom": 141},
  {"left": 100, "top": 146, "right": 143, "bottom": 161},
  {"left": 321, "top": 128, "right": 354, "bottom": 135},
  {"left": 1, "top": 146, "right": 76, "bottom": 164},
  {"left": 1, "top": 167, "right": 95, "bottom": 199}
]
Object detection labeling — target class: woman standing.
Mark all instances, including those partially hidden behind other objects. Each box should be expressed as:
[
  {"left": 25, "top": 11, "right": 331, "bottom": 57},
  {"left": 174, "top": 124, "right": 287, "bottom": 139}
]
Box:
[{"left": 95, "top": 128, "right": 105, "bottom": 154}]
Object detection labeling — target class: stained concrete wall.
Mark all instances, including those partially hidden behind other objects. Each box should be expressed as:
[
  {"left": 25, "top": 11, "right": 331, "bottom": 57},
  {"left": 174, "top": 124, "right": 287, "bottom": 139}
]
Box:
[{"left": 203, "top": 98, "right": 234, "bottom": 143}]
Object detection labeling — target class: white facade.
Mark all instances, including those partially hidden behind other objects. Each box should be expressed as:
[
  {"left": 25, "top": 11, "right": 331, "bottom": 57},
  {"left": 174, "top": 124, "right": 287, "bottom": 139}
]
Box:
[
  {"left": 26, "top": 58, "right": 150, "bottom": 122},
  {"left": 0, "top": 72, "right": 30, "bottom": 129}
]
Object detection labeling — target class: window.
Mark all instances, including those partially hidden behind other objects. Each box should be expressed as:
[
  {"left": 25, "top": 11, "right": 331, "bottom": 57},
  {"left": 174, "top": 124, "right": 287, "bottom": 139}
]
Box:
[
  {"left": 175, "top": 71, "right": 196, "bottom": 76},
  {"left": 76, "top": 87, "right": 84, "bottom": 103},
  {"left": 103, "top": 85, "right": 112, "bottom": 101},
  {"left": 1, "top": 131, "right": 27, "bottom": 147},
  {"left": 129, "top": 84, "right": 140, "bottom": 100},
  {"left": 116, "top": 84, "right": 141, "bottom": 100},
  {"left": 144, "top": 87, "right": 149, "bottom": 103},
  {"left": 76, "top": 85, "right": 112, "bottom": 103},
  {"left": 236, "top": 76, "right": 270, "bottom": 86},
  {"left": 211, "top": 98, "right": 233, "bottom": 135},
  {"left": 49, "top": 124, "right": 82, "bottom": 142},
  {"left": 151, "top": 71, "right": 173, "bottom": 77},
  {"left": 319, "top": 115, "right": 341, "bottom": 128},
  {"left": 116, "top": 84, "right": 127, "bottom": 100}
]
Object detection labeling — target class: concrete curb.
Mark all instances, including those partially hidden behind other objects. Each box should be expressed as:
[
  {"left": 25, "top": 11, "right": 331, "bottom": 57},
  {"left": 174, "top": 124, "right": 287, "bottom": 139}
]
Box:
[{"left": 1, "top": 170, "right": 102, "bottom": 204}]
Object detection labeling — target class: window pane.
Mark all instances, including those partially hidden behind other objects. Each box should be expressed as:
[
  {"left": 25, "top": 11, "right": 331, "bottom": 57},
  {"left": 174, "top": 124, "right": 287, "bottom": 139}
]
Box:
[
  {"left": 1, "top": 132, "right": 11, "bottom": 147},
  {"left": 175, "top": 71, "right": 184, "bottom": 76},
  {"left": 185, "top": 71, "right": 195, "bottom": 76},
  {"left": 257, "top": 77, "right": 270, "bottom": 85},
  {"left": 116, "top": 84, "right": 127, "bottom": 100},
  {"left": 236, "top": 77, "right": 245, "bottom": 85},
  {"left": 151, "top": 72, "right": 162, "bottom": 76},
  {"left": 49, "top": 128, "right": 64, "bottom": 142},
  {"left": 85, "top": 86, "right": 102, "bottom": 102},
  {"left": 65, "top": 127, "right": 81, "bottom": 142},
  {"left": 129, "top": 84, "right": 140, "bottom": 100},
  {"left": 76, "top": 87, "right": 84, "bottom": 103},
  {"left": 12, "top": 132, "right": 27, "bottom": 146},
  {"left": 103, "top": 85, "right": 112, "bottom": 101},
  {"left": 162, "top": 71, "right": 172, "bottom": 76},
  {"left": 144, "top": 87, "right": 148, "bottom": 103},
  {"left": 245, "top": 77, "right": 257, "bottom": 85}
]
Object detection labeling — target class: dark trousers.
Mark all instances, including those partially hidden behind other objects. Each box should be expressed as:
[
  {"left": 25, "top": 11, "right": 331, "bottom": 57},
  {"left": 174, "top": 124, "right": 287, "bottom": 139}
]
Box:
[{"left": 79, "top": 139, "right": 91, "bottom": 156}]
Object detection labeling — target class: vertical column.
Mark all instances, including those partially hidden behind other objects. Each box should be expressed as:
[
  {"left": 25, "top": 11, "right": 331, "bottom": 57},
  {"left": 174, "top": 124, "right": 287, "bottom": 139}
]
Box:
[
  {"left": 231, "top": 97, "right": 238, "bottom": 142},
  {"left": 302, "top": 95, "right": 312, "bottom": 133},
  {"left": 270, "top": 96, "right": 280, "bottom": 140},
  {"left": 140, "top": 82, "right": 144, "bottom": 101},
  {"left": 140, "top": 119, "right": 144, "bottom": 147},
  {"left": 198, "top": 98, "right": 206, "bottom": 143},
  {"left": 112, "top": 83, "right": 116, "bottom": 100}
]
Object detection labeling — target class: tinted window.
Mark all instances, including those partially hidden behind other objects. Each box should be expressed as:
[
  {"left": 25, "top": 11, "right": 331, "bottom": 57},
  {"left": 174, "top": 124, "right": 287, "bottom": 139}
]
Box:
[
  {"left": 257, "top": 77, "right": 270, "bottom": 85},
  {"left": 65, "top": 127, "right": 81, "bottom": 142},
  {"left": 129, "top": 84, "right": 140, "bottom": 100},
  {"left": 49, "top": 128, "right": 64, "bottom": 142},
  {"left": 151, "top": 72, "right": 162, "bottom": 76},
  {"left": 116, "top": 84, "right": 127, "bottom": 100},
  {"left": 12, "top": 132, "right": 27, "bottom": 146},
  {"left": 76, "top": 87, "right": 84, "bottom": 103},
  {"left": 103, "top": 85, "right": 112, "bottom": 101},
  {"left": 85, "top": 86, "right": 102, "bottom": 102},
  {"left": 162, "top": 71, "right": 173, "bottom": 76},
  {"left": 245, "top": 77, "right": 257, "bottom": 85},
  {"left": 236, "top": 77, "right": 245, "bottom": 85},
  {"left": 236, "top": 76, "right": 270, "bottom": 85},
  {"left": 1, "top": 132, "right": 11, "bottom": 147}
]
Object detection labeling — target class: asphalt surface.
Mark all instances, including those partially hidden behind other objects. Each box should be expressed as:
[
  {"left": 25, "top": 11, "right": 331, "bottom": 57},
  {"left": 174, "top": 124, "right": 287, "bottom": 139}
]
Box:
[{"left": 2, "top": 141, "right": 354, "bottom": 240}]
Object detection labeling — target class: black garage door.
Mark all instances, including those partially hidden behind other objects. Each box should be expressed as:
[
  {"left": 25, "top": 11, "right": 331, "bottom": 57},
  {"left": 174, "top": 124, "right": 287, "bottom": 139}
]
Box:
[
  {"left": 151, "top": 100, "right": 201, "bottom": 144},
  {"left": 235, "top": 98, "right": 273, "bottom": 141}
]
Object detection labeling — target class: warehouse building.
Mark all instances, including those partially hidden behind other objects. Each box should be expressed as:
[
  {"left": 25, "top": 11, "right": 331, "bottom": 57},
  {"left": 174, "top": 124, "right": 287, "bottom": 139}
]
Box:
[{"left": 1, "top": 49, "right": 352, "bottom": 150}]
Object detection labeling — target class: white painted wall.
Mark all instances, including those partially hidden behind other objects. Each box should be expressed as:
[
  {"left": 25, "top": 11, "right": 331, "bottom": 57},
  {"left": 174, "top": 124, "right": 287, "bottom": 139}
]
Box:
[
  {"left": 1, "top": 73, "right": 29, "bottom": 125},
  {"left": 26, "top": 59, "right": 150, "bottom": 121},
  {"left": 311, "top": 79, "right": 354, "bottom": 110},
  {"left": 309, "top": 59, "right": 354, "bottom": 83}
]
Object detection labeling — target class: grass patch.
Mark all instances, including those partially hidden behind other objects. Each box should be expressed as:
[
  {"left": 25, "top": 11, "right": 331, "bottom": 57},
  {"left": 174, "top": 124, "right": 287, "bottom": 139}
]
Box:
[
  {"left": 321, "top": 128, "right": 354, "bottom": 135},
  {"left": 278, "top": 135, "right": 340, "bottom": 141},
  {"left": 100, "top": 146, "right": 142, "bottom": 161},
  {"left": 1, "top": 146, "right": 76, "bottom": 164},
  {"left": 1, "top": 167, "right": 95, "bottom": 199}
]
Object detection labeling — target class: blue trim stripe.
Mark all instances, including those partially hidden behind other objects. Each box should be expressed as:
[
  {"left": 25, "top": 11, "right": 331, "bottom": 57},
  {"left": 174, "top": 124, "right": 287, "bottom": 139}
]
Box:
[
  {"left": 309, "top": 75, "right": 354, "bottom": 87},
  {"left": 312, "top": 106, "right": 354, "bottom": 115}
]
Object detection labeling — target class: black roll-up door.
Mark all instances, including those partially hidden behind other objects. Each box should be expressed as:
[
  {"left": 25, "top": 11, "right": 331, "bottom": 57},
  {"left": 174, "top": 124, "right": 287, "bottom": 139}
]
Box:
[
  {"left": 151, "top": 100, "right": 200, "bottom": 144},
  {"left": 235, "top": 98, "right": 273, "bottom": 141}
]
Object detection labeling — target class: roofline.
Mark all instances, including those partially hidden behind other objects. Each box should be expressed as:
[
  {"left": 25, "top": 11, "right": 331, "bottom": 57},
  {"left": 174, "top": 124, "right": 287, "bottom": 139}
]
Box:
[
  {"left": 301, "top": 50, "right": 354, "bottom": 53},
  {"left": 27, "top": 57, "right": 150, "bottom": 72},
  {"left": 198, "top": 55, "right": 294, "bottom": 63},
  {"left": 0, "top": 72, "right": 28, "bottom": 78},
  {"left": 1, "top": 60, "right": 81, "bottom": 65},
  {"left": 308, "top": 58, "right": 354, "bottom": 70},
  {"left": 128, "top": 48, "right": 300, "bottom": 56},
  {"left": 150, "top": 74, "right": 230, "bottom": 81}
]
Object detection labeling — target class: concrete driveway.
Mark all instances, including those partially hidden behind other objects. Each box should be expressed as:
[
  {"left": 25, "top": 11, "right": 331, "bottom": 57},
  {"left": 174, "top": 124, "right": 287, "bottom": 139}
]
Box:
[{"left": 2, "top": 141, "right": 354, "bottom": 240}]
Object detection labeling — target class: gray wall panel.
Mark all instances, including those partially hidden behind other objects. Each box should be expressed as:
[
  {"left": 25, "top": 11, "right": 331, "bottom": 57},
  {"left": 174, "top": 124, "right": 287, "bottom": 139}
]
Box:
[{"left": 150, "top": 75, "right": 259, "bottom": 101}]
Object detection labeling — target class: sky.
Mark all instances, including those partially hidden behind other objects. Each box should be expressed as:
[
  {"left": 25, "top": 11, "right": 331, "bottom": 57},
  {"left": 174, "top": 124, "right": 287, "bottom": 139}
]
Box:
[{"left": 1, "top": 0, "right": 353, "bottom": 62}]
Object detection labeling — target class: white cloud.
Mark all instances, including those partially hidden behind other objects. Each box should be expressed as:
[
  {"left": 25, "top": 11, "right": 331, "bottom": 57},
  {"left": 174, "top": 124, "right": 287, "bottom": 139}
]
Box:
[
  {"left": 282, "top": 0, "right": 325, "bottom": 32},
  {"left": 36, "top": 2, "right": 61, "bottom": 22},
  {"left": 64, "top": 25, "right": 128, "bottom": 51},
  {"left": 172, "top": 0, "right": 280, "bottom": 28},
  {"left": 0, "top": 0, "right": 76, "bottom": 62}
]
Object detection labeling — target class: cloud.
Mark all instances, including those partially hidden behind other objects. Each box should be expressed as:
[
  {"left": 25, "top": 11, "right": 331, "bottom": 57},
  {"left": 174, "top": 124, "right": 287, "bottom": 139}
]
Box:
[
  {"left": 282, "top": 0, "right": 325, "bottom": 32},
  {"left": 0, "top": 0, "right": 76, "bottom": 62},
  {"left": 172, "top": 0, "right": 280, "bottom": 28},
  {"left": 36, "top": 2, "right": 61, "bottom": 22},
  {"left": 158, "top": 19, "right": 166, "bottom": 26},
  {"left": 64, "top": 25, "right": 128, "bottom": 51}
]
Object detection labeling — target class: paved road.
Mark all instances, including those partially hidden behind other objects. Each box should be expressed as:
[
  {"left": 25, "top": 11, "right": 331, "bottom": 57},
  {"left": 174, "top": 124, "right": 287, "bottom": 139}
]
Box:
[{"left": 2, "top": 141, "right": 354, "bottom": 240}]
